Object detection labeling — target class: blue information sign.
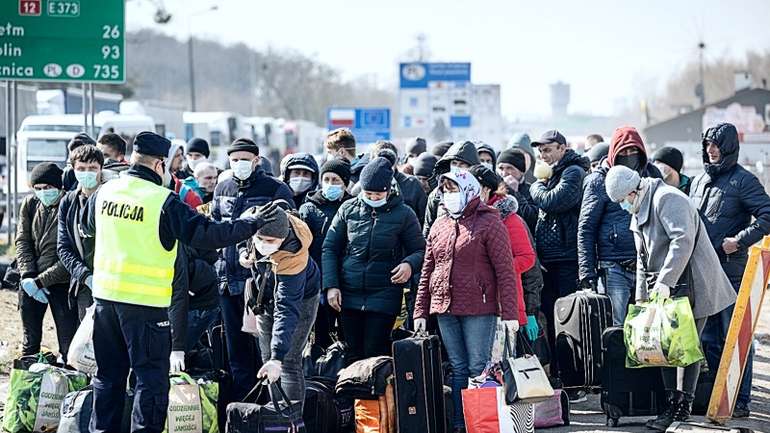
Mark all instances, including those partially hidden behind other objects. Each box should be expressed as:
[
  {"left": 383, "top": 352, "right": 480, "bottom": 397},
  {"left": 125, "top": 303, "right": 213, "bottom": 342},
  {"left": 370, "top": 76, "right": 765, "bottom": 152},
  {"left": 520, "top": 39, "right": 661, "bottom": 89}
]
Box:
[
  {"left": 327, "top": 107, "right": 391, "bottom": 143},
  {"left": 399, "top": 62, "right": 471, "bottom": 89}
]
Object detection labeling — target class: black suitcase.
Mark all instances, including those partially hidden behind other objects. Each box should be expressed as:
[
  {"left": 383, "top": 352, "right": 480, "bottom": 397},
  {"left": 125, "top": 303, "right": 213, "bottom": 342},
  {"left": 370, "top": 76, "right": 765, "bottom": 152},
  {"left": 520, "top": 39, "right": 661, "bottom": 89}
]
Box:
[
  {"left": 392, "top": 334, "right": 447, "bottom": 433},
  {"left": 600, "top": 327, "right": 666, "bottom": 427},
  {"left": 304, "top": 377, "right": 354, "bottom": 433},
  {"left": 554, "top": 289, "right": 612, "bottom": 389}
]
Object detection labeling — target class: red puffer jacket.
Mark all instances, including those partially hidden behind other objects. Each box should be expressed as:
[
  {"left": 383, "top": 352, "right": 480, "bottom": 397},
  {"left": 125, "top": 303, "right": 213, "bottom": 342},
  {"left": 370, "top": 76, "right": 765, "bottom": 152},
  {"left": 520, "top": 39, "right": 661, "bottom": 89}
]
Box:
[
  {"left": 414, "top": 197, "right": 518, "bottom": 320},
  {"left": 488, "top": 194, "right": 536, "bottom": 323}
]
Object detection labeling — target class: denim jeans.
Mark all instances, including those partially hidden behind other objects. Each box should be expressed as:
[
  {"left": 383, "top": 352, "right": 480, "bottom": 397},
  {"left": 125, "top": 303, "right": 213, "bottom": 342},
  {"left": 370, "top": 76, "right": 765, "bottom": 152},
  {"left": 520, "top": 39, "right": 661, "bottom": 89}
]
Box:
[
  {"left": 702, "top": 304, "right": 753, "bottom": 408},
  {"left": 185, "top": 307, "right": 221, "bottom": 352},
  {"left": 257, "top": 294, "right": 319, "bottom": 406},
  {"left": 437, "top": 314, "right": 497, "bottom": 428},
  {"left": 599, "top": 260, "right": 635, "bottom": 326},
  {"left": 219, "top": 292, "right": 259, "bottom": 401}
]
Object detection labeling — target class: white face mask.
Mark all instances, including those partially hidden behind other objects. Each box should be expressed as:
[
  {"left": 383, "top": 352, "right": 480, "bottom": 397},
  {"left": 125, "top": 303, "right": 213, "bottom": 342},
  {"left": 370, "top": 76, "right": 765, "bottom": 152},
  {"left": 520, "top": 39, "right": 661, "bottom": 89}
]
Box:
[
  {"left": 442, "top": 191, "right": 465, "bottom": 217},
  {"left": 231, "top": 160, "right": 254, "bottom": 180},
  {"left": 187, "top": 157, "right": 206, "bottom": 171},
  {"left": 255, "top": 239, "right": 280, "bottom": 257},
  {"left": 289, "top": 177, "right": 313, "bottom": 194},
  {"left": 481, "top": 162, "right": 493, "bottom": 171}
]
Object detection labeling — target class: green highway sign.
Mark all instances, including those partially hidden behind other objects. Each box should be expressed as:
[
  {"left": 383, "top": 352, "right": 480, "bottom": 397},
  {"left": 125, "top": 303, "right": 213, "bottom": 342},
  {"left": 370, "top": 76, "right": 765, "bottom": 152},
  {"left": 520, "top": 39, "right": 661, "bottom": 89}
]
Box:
[{"left": 0, "top": 0, "right": 125, "bottom": 83}]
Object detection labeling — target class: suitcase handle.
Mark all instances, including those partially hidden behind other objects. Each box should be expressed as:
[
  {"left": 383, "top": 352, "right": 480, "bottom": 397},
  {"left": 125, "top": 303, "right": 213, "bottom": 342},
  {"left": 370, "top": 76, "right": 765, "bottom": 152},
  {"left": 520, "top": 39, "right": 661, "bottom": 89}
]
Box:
[{"left": 243, "top": 378, "right": 302, "bottom": 428}]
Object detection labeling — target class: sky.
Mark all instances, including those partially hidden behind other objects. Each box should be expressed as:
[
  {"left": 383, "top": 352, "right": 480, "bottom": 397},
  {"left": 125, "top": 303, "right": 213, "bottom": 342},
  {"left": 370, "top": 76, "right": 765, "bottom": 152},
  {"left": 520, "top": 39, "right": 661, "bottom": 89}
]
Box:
[{"left": 127, "top": 0, "right": 770, "bottom": 118}]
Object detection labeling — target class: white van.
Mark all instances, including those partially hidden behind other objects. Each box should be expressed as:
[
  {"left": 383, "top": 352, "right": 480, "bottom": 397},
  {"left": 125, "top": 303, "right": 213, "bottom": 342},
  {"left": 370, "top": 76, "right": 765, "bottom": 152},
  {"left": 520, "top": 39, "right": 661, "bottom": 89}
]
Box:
[{"left": 14, "top": 113, "right": 155, "bottom": 193}]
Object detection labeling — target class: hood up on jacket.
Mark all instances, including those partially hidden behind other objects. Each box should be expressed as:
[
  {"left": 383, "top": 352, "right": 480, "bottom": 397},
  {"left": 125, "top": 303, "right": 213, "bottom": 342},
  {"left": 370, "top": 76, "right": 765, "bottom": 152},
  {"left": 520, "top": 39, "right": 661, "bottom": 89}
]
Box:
[
  {"left": 702, "top": 122, "right": 740, "bottom": 177},
  {"left": 434, "top": 140, "right": 481, "bottom": 176},
  {"left": 475, "top": 141, "right": 497, "bottom": 168},
  {"left": 607, "top": 127, "right": 648, "bottom": 169},
  {"left": 281, "top": 152, "right": 320, "bottom": 189}
]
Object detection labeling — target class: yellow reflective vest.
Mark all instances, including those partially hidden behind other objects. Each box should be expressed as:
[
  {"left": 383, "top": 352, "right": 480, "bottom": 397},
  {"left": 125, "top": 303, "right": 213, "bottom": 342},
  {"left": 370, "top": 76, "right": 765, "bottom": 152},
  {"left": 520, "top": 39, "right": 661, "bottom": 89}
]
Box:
[{"left": 93, "top": 175, "right": 177, "bottom": 307}]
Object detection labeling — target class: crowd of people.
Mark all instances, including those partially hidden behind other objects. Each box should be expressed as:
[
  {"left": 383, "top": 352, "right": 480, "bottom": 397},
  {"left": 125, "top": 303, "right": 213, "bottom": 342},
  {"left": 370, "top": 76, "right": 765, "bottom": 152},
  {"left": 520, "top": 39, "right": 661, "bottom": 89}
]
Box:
[{"left": 13, "top": 121, "right": 770, "bottom": 433}]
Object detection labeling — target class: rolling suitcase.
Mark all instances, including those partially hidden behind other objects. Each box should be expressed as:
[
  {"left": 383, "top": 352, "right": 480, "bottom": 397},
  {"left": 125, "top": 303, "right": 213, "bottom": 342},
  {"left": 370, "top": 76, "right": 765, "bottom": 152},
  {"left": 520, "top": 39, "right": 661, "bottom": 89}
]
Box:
[
  {"left": 554, "top": 289, "right": 611, "bottom": 389},
  {"left": 601, "top": 327, "right": 666, "bottom": 427},
  {"left": 392, "top": 334, "right": 447, "bottom": 433}
]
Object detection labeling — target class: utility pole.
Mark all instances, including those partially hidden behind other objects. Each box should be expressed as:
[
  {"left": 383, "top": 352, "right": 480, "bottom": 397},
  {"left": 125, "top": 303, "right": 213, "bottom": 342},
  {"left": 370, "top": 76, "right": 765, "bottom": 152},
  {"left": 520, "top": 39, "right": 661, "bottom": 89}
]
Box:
[
  {"left": 698, "top": 41, "right": 706, "bottom": 107},
  {"left": 188, "top": 36, "right": 196, "bottom": 111}
]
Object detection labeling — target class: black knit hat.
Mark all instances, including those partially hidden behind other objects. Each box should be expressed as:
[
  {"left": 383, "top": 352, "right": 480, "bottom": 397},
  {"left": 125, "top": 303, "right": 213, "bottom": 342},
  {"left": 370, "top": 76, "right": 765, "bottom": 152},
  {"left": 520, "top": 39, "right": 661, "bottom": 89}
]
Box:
[
  {"left": 359, "top": 157, "right": 393, "bottom": 192},
  {"left": 652, "top": 146, "right": 684, "bottom": 173},
  {"left": 498, "top": 149, "right": 526, "bottom": 173},
  {"left": 133, "top": 131, "right": 170, "bottom": 158},
  {"left": 321, "top": 158, "right": 351, "bottom": 186},
  {"left": 376, "top": 148, "right": 398, "bottom": 167},
  {"left": 257, "top": 208, "right": 290, "bottom": 239},
  {"left": 431, "top": 141, "right": 453, "bottom": 157},
  {"left": 29, "top": 162, "right": 63, "bottom": 189},
  {"left": 470, "top": 165, "right": 501, "bottom": 191},
  {"left": 227, "top": 138, "right": 260, "bottom": 156},
  {"left": 406, "top": 137, "right": 427, "bottom": 156},
  {"left": 186, "top": 137, "right": 210, "bottom": 158},
  {"left": 68, "top": 133, "right": 96, "bottom": 152},
  {"left": 412, "top": 153, "right": 437, "bottom": 177}
]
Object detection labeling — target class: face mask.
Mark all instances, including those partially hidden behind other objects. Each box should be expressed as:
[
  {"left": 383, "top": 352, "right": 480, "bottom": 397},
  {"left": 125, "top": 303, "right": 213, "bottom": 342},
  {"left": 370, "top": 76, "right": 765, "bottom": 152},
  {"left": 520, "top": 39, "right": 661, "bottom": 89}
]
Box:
[
  {"left": 187, "top": 157, "right": 205, "bottom": 171},
  {"left": 360, "top": 193, "right": 387, "bottom": 208},
  {"left": 442, "top": 191, "right": 465, "bottom": 217},
  {"left": 255, "top": 239, "right": 280, "bottom": 257},
  {"left": 289, "top": 177, "right": 313, "bottom": 194},
  {"left": 75, "top": 170, "right": 99, "bottom": 189},
  {"left": 231, "top": 160, "right": 254, "bottom": 180},
  {"left": 619, "top": 200, "right": 633, "bottom": 213},
  {"left": 615, "top": 154, "right": 643, "bottom": 173},
  {"left": 35, "top": 189, "right": 61, "bottom": 207},
  {"left": 481, "top": 162, "right": 493, "bottom": 170},
  {"left": 322, "top": 183, "right": 344, "bottom": 201}
]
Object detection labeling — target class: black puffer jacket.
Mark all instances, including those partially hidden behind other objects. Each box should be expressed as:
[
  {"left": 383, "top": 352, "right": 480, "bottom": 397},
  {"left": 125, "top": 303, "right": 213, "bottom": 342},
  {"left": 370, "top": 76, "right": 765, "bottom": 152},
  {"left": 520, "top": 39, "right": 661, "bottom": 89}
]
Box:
[
  {"left": 322, "top": 190, "right": 425, "bottom": 315},
  {"left": 298, "top": 189, "right": 354, "bottom": 270},
  {"left": 423, "top": 140, "right": 481, "bottom": 237},
  {"left": 530, "top": 149, "right": 589, "bottom": 263},
  {"left": 690, "top": 123, "right": 770, "bottom": 285}
]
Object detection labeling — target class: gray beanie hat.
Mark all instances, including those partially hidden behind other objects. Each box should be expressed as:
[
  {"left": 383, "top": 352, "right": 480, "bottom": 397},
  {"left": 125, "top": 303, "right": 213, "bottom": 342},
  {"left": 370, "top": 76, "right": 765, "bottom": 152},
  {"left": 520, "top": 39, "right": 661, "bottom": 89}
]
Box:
[
  {"left": 257, "top": 208, "right": 290, "bottom": 238},
  {"left": 605, "top": 165, "right": 641, "bottom": 203}
]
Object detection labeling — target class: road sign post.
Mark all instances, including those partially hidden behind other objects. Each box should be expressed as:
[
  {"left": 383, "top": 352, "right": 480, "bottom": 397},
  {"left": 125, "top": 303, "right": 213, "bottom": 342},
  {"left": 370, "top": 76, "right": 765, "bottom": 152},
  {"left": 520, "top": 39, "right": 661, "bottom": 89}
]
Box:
[{"left": 0, "top": 0, "right": 125, "bottom": 83}]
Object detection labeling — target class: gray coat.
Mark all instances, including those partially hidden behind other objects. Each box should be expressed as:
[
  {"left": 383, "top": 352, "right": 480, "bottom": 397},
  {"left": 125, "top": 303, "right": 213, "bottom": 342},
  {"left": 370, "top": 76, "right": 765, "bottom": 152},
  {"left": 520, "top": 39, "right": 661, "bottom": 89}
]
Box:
[{"left": 631, "top": 179, "right": 736, "bottom": 319}]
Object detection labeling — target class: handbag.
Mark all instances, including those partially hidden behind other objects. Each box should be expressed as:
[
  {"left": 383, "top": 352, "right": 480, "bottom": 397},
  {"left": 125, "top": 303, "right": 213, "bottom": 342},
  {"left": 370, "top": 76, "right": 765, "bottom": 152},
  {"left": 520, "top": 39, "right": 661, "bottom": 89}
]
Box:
[
  {"left": 461, "top": 387, "right": 534, "bottom": 433},
  {"left": 500, "top": 329, "right": 554, "bottom": 404},
  {"left": 225, "top": 379, "right": 305, "bottom": 433}
]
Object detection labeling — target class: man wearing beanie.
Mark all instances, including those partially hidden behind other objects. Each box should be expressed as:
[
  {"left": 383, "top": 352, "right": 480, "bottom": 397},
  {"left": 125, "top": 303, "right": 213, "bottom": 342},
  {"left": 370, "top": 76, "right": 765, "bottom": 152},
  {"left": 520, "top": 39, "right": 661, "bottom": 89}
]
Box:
[
  {"left": 184, "top": 137, "right": 210, "bottom": 176},
  {"left": 322, "top": 157, "right": 424, "bottom": 362},
  {"left": 17, "top": 162, "right": 78, "bottom": 369},
  {"left": 411, "top": 153, "right": 438, "bottom": 194},
  {"left": 405, "top": 136, "right": 427, "bottom": 160},
  {"left": 212, "top": 137, "right": 294, "bottom": 401},
  {"left": 586, "top": 142, "right": 609, "bottom": 172},
  {"left": 237, "top": 204, "right": 321, "bottom": 403},
  {"left": 508, "top": 133, "right": 537, "bottom": 184},
  {"left": 299, "top": 159, "right": 352, "bottom": 354},
  {"left": 81, "top": 131, "right": 283, "bottom": 432},
  {"left": 652, "top": 146, "right": 692, "bottom": 194},
  {"left": 690, "top": 122, "right": 770, "bottom": 418},
  {"left": 497, "top": 148, "right": 537, "bottom": 233},
  {"left": 368, "top": 140, "right": 427, "bottom": 223},
  {"left": 605, "top": 165, "right": 736, "bottom": 431},
  {"left": 578, "top": 126, "right": 661, "bottom": 327}
]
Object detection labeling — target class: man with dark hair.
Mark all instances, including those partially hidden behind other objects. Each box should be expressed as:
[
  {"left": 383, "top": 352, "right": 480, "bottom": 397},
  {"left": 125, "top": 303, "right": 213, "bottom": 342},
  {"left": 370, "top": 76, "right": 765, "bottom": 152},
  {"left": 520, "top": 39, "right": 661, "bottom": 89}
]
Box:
[
  {"left": 57, "top": 145, "right": 104, "bottom": 319},
  {"left": 212, "top": 137, "right": 294, "bottom": 401},
  {"left": 690, "top": 122, "right": 770, "bottom": 418},
  {"left": 585, "top": 133, "right": 604, "bottom": 152},
  {"left": 652, "top": 146, "right": 692, "bottom": 194},
  {"left": 63, "top": 133, "right": 97, "bottom": 191},
  {"left": 98, "top": 133, "right": 130, "bottom": 182}
]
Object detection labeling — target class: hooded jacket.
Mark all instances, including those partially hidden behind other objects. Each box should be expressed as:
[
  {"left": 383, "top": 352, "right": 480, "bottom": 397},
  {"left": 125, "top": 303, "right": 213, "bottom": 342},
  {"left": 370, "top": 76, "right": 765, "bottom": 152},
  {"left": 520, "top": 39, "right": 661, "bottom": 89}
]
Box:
[
  {"left": 299, "top": 189, "right": 354, "bottom": 270},
  {"left": 508, "top": 133, "right": 537, "bottom": 184},
  {"left": 476, "top": 142, "right": 497, "bottom": 168},
  {"left": 322, "top": 188, "right": 425, "bottom": 315},
  {"left": 530, "top": 149, "right": 589, "bottom": 263},
  {"left": 423, "top": 140, "right": 481, "bottom": 237},
  {"left": 690, "top": 123, "right": 770, "bottom": 286},
  {"left": 281, "top": 153, "right": 320, "bottom": 208},
  {"left": 578, "top": 140, "right": 663, "bottom": 281}
]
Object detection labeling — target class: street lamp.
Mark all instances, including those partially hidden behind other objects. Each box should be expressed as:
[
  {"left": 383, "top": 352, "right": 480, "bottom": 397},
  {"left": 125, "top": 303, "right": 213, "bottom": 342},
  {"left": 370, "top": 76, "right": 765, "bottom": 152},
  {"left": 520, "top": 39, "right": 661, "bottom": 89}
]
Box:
[{"left": 187, "top": 5, "right": 218, "bottom": 111}]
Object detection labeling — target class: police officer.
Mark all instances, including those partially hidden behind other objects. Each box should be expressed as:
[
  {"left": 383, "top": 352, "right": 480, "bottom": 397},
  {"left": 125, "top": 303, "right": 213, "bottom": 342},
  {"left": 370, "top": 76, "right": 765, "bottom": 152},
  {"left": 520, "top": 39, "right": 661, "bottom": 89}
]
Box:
[{"left": 83, "top": 132, "right": 280, "bottom": 433}]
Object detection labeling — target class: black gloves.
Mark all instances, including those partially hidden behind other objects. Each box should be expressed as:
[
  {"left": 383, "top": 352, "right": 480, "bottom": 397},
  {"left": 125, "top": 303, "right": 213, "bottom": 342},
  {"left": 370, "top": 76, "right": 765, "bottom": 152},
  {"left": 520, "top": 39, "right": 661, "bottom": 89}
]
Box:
[{"left": 240, "top": 201, "right": 281, "bottom": 230}]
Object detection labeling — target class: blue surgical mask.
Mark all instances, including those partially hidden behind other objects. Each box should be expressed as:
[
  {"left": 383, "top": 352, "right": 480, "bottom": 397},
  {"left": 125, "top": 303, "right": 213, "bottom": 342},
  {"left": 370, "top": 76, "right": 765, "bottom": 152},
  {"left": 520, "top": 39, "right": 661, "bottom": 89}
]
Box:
[
  {"left": 74, "top": 170, "right": 99, "bottom": 189},
  {"left": 619, "top": 200, "right": 633, "bottom": 213},
  {"left": 322, "top": 183, "right": 344, "bottom": 201},
  {"left": 35, "top": 189, "right": 61, "bottom": 207},
  {"left": 360, "top": 192, "right": 387, "bottom": 208}
]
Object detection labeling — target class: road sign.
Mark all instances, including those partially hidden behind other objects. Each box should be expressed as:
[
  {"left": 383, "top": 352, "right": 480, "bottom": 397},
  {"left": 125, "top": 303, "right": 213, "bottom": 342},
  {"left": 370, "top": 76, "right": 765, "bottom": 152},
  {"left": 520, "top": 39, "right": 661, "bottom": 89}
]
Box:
[
  {"left": 707, "top": 236, "right": 770, "bottom": 424},
  {"left": 327, "top": 108, "right": 390, "bottom": 144},
  {"left": 399, "top": 63, "right": 472, "bottom": 137},
  {"left": 0, "top": 0, "right": 125, "bottom": 83}
]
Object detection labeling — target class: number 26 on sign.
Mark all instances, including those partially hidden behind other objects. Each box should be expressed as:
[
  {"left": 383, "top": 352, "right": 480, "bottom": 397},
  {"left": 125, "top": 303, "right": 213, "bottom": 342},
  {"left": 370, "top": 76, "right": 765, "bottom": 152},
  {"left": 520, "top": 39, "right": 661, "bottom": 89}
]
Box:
[{"left": 19, "top": 0, "right": 41, "bottom": 16}]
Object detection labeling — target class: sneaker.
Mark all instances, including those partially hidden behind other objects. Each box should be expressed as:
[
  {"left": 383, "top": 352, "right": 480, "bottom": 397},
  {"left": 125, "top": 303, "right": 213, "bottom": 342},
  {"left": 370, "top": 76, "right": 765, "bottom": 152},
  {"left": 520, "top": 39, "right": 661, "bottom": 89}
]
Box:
[
  {"left": 733, "top": 404, "right": 750, "bottom": 418},
  {"left": 567, "top": 389, "right": 587, "bottom": 403}
]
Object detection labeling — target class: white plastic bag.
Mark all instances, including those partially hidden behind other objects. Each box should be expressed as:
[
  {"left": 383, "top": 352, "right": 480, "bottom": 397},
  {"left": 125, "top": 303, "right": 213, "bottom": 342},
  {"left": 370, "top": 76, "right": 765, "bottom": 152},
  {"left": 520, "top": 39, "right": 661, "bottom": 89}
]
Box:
[
  {"left": 67, "top": 305, "right": 97, "bottom": 375},
  {"left": 241, "top": 305, "right": 259, "bottom": 334}
]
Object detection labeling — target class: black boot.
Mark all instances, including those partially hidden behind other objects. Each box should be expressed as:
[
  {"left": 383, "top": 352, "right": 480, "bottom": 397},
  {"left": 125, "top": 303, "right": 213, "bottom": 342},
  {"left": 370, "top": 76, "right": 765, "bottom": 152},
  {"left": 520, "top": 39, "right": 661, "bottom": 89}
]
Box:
[{"left": 646, "top": 391, "right": 685, "bottom": 431}]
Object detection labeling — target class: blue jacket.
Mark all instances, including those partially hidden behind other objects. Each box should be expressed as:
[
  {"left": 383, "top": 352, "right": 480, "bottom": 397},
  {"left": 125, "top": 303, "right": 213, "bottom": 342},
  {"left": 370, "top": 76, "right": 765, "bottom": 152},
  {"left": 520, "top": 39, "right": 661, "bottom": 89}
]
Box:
[
  {"left": 690, "top": 123, "right": 770, "bottom": 286},
  {"left": 577, "top": 161, "right": 662, "bottom": 281},
  {"left": 211, "top": 167, "right": 295, "bottom": 295},
  {"left": 322, "top": 191, "right": 425, "bottom": 315},
  {"left": 530, "top": 149, "right": 589, "bottom": 263}
]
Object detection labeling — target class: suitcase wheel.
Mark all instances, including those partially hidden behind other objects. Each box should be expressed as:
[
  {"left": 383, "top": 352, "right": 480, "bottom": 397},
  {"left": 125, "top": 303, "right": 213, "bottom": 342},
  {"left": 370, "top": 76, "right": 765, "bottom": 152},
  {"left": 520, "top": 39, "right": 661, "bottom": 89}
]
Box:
[{"left": 606, "top": 416, "right": 619, "bottom": 427}]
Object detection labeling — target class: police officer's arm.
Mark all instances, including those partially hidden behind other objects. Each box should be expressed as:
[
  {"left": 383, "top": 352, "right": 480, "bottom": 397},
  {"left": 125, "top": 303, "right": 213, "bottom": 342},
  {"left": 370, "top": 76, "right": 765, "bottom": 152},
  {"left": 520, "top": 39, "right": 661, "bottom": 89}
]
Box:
[{"left": 160, "top": 195, "right": 259, "bottom": 250}]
